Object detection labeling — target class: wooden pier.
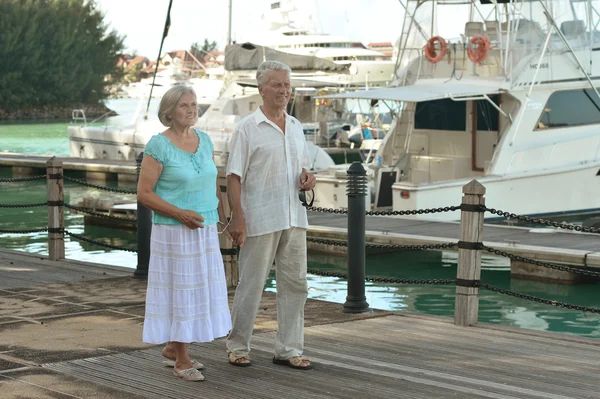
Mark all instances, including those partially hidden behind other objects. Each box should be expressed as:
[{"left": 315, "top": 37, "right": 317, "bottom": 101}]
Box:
[{"left": 0, "top": 249, "right": 599, "bottom": 399}]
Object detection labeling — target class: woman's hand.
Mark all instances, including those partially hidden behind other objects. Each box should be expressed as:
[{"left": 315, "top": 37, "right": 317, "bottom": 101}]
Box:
[{"left": 175, "top": 209, "right": 205, "bottom": 230}]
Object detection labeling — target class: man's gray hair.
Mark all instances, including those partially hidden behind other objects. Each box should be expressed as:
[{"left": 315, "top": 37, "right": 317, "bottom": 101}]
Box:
[
  {"left": 158, "top": 85, "right": 196, "bottom": 127},
  {"left": 256, "top": 61, "right": 292, "bottom": 87}
]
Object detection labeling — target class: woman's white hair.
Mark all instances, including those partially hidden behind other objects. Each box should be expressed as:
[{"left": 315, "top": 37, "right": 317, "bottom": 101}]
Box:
[
  {"left": 256, "top": 61, "right": 292, "bottom": 87},
  {"left": 158, "top": 85, "right": 196, "bottom": 127}
]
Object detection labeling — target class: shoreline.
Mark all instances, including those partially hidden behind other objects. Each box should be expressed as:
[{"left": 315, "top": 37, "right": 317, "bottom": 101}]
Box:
[{"left": 0, "top": 103, "right": 116, "bottom": 121}]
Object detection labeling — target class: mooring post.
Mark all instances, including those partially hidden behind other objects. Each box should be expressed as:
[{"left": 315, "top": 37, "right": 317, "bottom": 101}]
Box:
[
  {"left": 46, "top": 157, "right": 65, "bottom": 261},
  {"left": 134, "top": 153, "right": 151, "bottom": 279},
  {"left": 343, "top": 161, "right": 370, "bottom": 313},
  {"left": 455, "top": 180, "right": 486, "bottom": 326}
]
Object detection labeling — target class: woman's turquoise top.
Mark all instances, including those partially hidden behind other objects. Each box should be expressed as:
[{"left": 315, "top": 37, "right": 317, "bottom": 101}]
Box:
[{"left": 143, "top": 128, "right": 219, "bottom": 225}]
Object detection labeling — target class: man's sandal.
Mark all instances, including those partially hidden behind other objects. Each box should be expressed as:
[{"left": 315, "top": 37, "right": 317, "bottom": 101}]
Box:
[
  {"left": 272, "top": 356, "right": 312, "bottom": 370},
  {"left": 228, "top": 352, "right": 251, "bottom": 367}
]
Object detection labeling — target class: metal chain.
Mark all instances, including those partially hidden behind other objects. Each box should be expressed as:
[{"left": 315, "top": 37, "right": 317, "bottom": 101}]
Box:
[
  {"left": 0, "top": 227, "right": 48, "bottom": 234},
  {"left": 64, "top": 229, "right": 137, "bottom": 252},
  {"left": 65, "top": 203, "right": 137, "bottom": 222},
  {"left": 485, "top": 207, "right": 600, "bottom": 234},
  {"left": 306, "top": 268, "right": 456, "bottom": 285},
  {"left": 0, "top": 202, "right": 48, "bottom": 208},
  {"left": 367, "top": 206, "right": 460, "bottom": 216},
  {"left": 481, "top": 283, "right": 600, "bottom": 313},
  {"left": 367, "top": 242, "right": 458, "bottom": 251},
  {"left": 0, "top": 175, "right": 47, "bottom": 183},
  {"left": 62, "top": 175, "right": 137, "bottom": 194},
  {"left": 306, "top": 206, "right": 348, "bottom": 214},
  {"left": 306, "top": 237, "right": 347, "bottom": 247},
  {"left": 483, "top": 245, "right": 600, "bottom": 278},
  {"left": 307, "top": 237, "right": 457, "bottom": 252}
]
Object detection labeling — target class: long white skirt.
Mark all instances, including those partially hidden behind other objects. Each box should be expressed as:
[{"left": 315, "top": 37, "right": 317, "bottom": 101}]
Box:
[{"left": 143, "top": 224, "right": 232, "bottom": 344}]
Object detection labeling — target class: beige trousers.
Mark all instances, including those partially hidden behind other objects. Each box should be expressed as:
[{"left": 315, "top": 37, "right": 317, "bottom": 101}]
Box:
[{"left": 226, "top": 227, "right": 308, "bottom": 359}]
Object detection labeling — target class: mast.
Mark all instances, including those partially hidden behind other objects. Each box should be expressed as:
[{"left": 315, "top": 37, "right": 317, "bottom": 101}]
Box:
[{"left": 226, "top": 0, "right": 233, "bottom": 45}]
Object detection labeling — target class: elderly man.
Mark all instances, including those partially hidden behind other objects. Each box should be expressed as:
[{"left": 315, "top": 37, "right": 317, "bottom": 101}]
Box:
[{"left": 225, "top": 60, "right": 316, "bottom": 370}]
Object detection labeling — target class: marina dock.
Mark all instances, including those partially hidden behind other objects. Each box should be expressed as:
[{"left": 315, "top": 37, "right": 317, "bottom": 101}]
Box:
[{"left": 0, "top": 249, "right": 599, "bottom": 399}]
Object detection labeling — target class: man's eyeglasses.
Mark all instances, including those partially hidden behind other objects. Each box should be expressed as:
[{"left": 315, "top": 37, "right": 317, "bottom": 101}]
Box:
[{"left": 299, "top": 189, "right": 314, "bottom": 207}]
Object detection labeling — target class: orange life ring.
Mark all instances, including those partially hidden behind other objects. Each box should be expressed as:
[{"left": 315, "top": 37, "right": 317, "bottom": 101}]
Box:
[
  {"left": 467, "top": 35, "right": 491, "bottom": 64},
  {"left": 424, "top": 36, "right": 447, "bottom": 64}
]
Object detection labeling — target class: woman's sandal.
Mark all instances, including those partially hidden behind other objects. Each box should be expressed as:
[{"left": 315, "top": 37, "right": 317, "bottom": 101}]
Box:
[
  {"left": 272, "top": 356, "right": 312, "bottom": 370},
  {"left": 163, "top": 359, "right": 204, "bottom": 370},
  {"left": 228, "top": 352, "right": 251, "bottom": 367},
  {"left": 173, "top": 368, "right": 205, "bottom": 381}
]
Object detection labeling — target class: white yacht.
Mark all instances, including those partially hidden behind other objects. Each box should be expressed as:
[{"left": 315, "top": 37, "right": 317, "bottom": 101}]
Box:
[
  {"left": 245, "top": 1, "right": 396, "bottom": 87},
  {"left": 311, "top": 0, "right": 600, "bottom": 221}
]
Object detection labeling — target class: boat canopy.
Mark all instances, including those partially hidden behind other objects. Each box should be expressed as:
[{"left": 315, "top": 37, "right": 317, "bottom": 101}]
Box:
[
  {"left": 317, "top": 82, "right": 504, "bottom": 103},
  {"left": 224, "top": 42, "right": 350, "bottom": 72}
]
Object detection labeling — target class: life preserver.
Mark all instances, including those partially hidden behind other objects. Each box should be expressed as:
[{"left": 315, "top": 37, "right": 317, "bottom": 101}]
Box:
[
  {"left": 424, "top": 36, "right": 447, "bottom": 64},
  {"left": 467, "top": 35, "right": 491, "bottom": 64}
]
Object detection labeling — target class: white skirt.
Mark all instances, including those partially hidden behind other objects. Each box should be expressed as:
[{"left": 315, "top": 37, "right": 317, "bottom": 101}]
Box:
[{"left": 142, "top": 224, "right": 232, "bottom": 344}]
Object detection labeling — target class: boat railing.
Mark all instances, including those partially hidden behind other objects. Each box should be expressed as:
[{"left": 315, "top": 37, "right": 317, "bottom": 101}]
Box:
[{"left": 71, "top": 109, "right": 87, "bottom": 125}]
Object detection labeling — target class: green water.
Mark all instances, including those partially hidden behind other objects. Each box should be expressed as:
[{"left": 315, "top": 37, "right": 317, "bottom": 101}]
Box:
[{"left": 1, "top": 101, "right": 599, "bottom": 338}]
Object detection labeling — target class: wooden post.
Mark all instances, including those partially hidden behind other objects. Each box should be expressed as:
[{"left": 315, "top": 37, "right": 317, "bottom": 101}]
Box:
[
  {"left": 454, "top": 180, "right": 486, "bottom": 326},
  {"left": 46, "top": 157, "right": 65, "bottom": 261},
  {"left": 218, "top": 168, "right": 238, "bottom": 288}
]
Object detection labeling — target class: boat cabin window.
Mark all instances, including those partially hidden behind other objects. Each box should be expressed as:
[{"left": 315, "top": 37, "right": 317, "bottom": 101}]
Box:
[
  {"left": 477, "top": 95, "right": 499, "bottom": 131},
  {"left": 537, "top": 88, "right": 600, "bottom": 129},
  {"left": 415, "top": 99, "right": 466, "bottom": 131}
]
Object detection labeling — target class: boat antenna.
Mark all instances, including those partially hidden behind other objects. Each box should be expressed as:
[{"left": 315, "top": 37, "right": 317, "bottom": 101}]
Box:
[{"left": 144, "top": 0, "right": 174, "bottom": 120}]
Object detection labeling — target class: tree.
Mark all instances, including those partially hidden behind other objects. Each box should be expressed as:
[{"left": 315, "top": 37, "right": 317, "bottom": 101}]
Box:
[
  {"left": 190, "top": 39, "right": 218, "bottom": 60},
  {"left": 0, "top": 0, "right": 124, "bottom": 109}
]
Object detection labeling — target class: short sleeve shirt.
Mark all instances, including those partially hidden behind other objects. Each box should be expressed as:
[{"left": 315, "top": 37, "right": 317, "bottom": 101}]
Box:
[
  {"left": 226, "top": 107, "right": 311, "bottom": 237},
  {"left": 144, "top": 128, "right": 219, "bottom": 225}
]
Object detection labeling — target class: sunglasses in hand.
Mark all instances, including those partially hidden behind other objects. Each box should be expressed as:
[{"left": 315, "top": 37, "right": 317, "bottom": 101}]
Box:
[{"left": 299, "top": 189, "right": 315, "bottom": 207}]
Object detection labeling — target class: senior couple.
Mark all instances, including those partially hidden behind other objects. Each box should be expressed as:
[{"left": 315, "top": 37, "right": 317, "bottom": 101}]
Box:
[{"left": 137, "top": 61, "right": 316, "bottom": 381}]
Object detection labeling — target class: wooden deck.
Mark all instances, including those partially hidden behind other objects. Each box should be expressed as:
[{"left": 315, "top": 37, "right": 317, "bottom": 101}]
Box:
[{"left": 0, "top": 249, "right": 599, "bottom": 399}]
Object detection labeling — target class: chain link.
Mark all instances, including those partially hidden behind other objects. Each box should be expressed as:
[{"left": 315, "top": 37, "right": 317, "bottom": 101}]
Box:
[
  {"left": 481, "top": 283, "right": 600, "bottom": 313},
  {"left": 306, "top": 268, "right": 456, "bottom": 285},
  {"left": 0, "top": 202, "right": 48, "bottom": 208},
  {"left": 367, "top": 242, "right": 457, "bottom": 251},
  {"left": 64, "top": 229, "right": 137, "bottom": 252},
  {"left": 0, "top": 175, "right": 47, "bottom": 183},
  {"left": 307, "top": 237, "right": 457, "bottom": 252},
  {"left": 485, "top": 207, "right": 600, "bottom": 234},
  {"left": 0, "top": 227, "right": 48, "bottom": 234},
  {"left": 65, "top": 203, "right": 137, "bottom": 222},
  {"left": 483, "top": 245, "right": 600, "bottom": 278},
  {"left": 367, "top": 206, "right": 460, "bottom": 216},
  {"left": 306, "top": 206, "right": 348, "bottom": 214},
  {"left": 62, "top": 175, "right": 137, "bottom": 194}
]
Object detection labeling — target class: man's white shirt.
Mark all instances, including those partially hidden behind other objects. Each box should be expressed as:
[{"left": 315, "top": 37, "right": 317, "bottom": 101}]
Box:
[{"left": 226, "top": 107, "right": 311, "bottom": 237}]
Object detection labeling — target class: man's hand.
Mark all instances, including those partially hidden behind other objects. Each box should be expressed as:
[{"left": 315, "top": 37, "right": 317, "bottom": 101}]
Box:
[
  {"left": 300, "top": 168, "right": 316, "bottom": 190},
  {"left": 229, "top": 213, "right": 247, "bottom": 247},
  {"left": 174, "top": 210, "right": 205, "bottom": 230}
]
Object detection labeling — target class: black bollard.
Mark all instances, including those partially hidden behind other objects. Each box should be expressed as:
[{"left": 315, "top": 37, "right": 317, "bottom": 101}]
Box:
[
  {"left": 342, "top": 161, "right": 371, "bottom": 313},
  {"left": 134, "top": 152, "right": 151, "bottom": 279}
]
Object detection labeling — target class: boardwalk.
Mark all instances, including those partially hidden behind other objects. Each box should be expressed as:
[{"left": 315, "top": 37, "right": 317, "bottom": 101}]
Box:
[{"left": 0, "top": 249, "right": 599, "bottom": 398}]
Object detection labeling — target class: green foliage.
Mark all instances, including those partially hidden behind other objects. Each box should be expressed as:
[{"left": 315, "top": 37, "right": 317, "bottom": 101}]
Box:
[
  {"left": 190, "top": 39, "right": 217, "bottom": 60},
  {"left": 0, "top": 0, "right": 124, "bottom": 110}
]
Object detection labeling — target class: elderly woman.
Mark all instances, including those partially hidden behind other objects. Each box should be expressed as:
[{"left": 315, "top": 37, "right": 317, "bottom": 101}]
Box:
[{"left": 138, "top": 85, "right": 232, "bottom": 382}]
